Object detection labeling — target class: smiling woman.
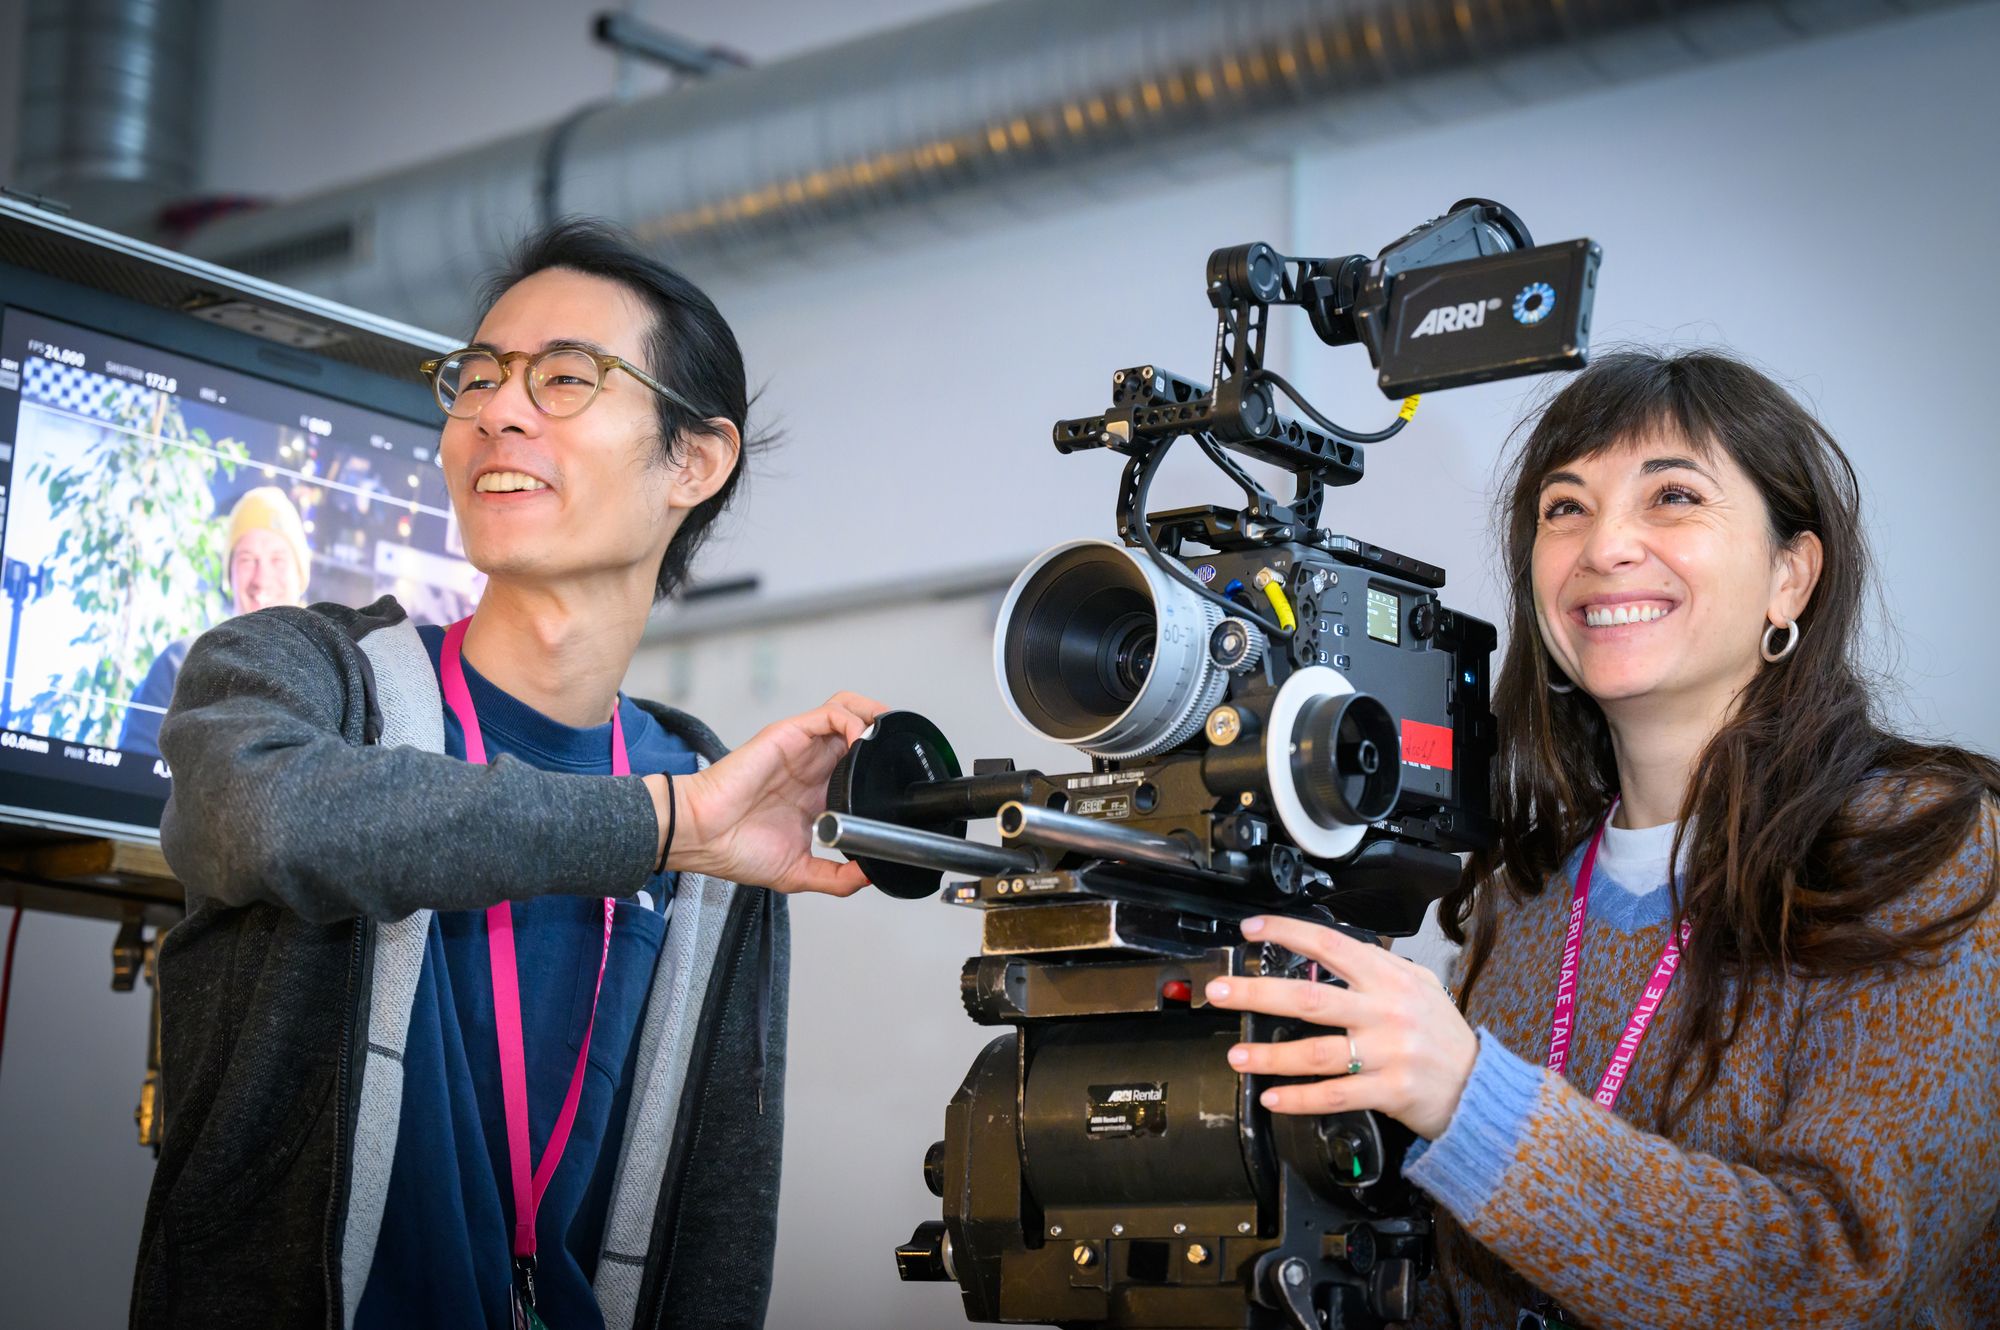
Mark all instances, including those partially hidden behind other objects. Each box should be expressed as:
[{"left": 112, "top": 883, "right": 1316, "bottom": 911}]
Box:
[
  {"left": 1204, "top": 348, "right": 2000, "bottom": 1328},
  {"left": 1445, "top": 351, "right": 2000, "bottom": 1324}
]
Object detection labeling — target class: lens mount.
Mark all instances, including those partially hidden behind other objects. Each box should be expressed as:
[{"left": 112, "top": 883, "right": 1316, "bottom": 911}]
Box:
[{"left": 994, "top": 540, "right": 1226, "bottom": 761}]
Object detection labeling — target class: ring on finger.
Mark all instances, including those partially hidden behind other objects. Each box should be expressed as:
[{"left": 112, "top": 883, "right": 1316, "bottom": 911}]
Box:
[{"left": 1345, "top": 1033, "right": 1363, "bottom": 1077}]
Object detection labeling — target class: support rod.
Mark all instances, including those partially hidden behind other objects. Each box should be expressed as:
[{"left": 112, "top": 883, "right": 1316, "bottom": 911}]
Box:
[
  {"left": 996, "top": 801, "right": 1203, "bottom": 875},
  {"left": 815, "top": 812, "right": 1039, "bottom": 878}
]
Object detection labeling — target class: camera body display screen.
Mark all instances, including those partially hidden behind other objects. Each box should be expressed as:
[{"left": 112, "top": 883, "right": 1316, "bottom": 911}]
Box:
[
  {"left": 1365, "top": 584, "right": 1401, "bottom": 645},
  {"left": 0, "top": 303, "right": 467, "bottom": 838}
]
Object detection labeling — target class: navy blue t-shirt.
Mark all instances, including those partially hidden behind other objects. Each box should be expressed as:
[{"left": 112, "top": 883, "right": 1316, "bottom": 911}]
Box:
[{"left": 355, "top": 625, "right": 700, "bottom": 1329}]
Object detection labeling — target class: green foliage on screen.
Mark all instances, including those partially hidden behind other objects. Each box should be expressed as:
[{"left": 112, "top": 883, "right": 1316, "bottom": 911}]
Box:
[{"left": 22, "top": 383, "right": 248, "bottom": 747}]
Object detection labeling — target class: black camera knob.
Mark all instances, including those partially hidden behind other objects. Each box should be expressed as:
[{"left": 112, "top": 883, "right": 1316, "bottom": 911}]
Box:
[
  {"left": 1268, "top": 844, "right": 1302, "bottom": 894},
  {"left": 895, "top": 1221, "right": 954, "bottom": 1282},
  {"left": 1210, "top": 617, "right": 1264, "bottom": 672},
  {"left": 1240, "top": 382, "right": 1276, "bottom": 436},
  {"left": 1339, "top": 1222, "right": 1378, "bottom": 1274},
  {"left": 1409, "top": 601, "right": 1437, "bottom": 642},
  {"left": 923, "top": 1140, "right": 947, "bottom": 1198},
  {"left": 1327, "top": 1128, "right": 1373, "bottom": 1181},
  {"left": 1372, "top": 1257, "right": 1418, "bottom": 1322}
]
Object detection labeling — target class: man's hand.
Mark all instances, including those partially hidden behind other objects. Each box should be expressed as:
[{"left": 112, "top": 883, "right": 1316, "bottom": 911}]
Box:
[{"left": 643, "top": 692, "right": 888, "bottom": 895}]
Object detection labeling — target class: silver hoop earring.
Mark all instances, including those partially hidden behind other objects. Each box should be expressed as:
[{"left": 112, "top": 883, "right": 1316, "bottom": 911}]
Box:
[
  {"left": 1760, "top": 618, "right": 1800, "bottom": 663},
  {"left": 1548, "top": 661, "right": 1576, "bottom": 694}
]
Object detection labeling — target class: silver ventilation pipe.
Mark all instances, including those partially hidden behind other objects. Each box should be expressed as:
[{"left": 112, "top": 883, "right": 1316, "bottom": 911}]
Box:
[
  {"left": 185, "top": 0, "right": 1947, "bottom": 334},
  {"left": 14, "top": 0, "right": 209, "bottom": 235}
]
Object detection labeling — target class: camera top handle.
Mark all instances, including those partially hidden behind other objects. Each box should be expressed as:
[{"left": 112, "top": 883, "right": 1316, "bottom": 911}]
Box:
[
  {"left": 1049, "top": 199, "right": 1589, "bottom": 641},
  {"left": 1054, "top": 196, "right": 1538, "bottom": 500}
]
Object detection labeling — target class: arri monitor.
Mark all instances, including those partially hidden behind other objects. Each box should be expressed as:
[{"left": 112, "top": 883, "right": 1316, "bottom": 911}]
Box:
[{"left": 0, "top": 197, "right": 463, "bottom": 840}]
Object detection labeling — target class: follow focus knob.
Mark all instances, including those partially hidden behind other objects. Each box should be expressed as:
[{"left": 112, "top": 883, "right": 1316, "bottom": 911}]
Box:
[{"left": 1290, "top": 691, "right": 1402, "bottom": 827}]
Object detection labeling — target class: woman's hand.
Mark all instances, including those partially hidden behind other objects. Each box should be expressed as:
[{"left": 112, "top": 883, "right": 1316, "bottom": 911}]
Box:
[
  {"left": 644, "top": 691, "right": 888, "bottom": 896},
  {"left": 1205, "top": 914, "right": 1477, "bottom": 1141}
]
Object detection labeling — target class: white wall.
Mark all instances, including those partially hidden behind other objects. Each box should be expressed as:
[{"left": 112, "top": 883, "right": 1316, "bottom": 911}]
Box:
[
  {"left": 2, "top": 3, "right": 1998, "bottom": 1328},
  {"left": 0, "top": 906, "right": 159, "bottom": 1328}
]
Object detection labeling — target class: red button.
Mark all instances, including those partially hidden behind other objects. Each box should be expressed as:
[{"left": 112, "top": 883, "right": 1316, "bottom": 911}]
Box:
[{"left": 1162, "top": 980, "right": 1192, "bottom": 1003}]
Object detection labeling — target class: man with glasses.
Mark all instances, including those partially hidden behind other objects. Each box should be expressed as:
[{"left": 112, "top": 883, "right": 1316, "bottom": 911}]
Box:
[{"left": 132, "top": 220, "right": 873, "bottom": 1330}]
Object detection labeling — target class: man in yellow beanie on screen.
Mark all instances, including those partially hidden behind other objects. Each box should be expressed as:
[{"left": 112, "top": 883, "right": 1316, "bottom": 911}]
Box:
[
  {"left": 119, "top": 485, "right": 312, "bottom": 755},
  {"left": 220, "top": 485, "right": 312, "bottom": 616}
]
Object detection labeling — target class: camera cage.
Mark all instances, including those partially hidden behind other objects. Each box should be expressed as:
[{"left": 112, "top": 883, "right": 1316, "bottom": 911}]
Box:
[{"left": 816, "top": 200, "right": 1599, "bottom": 1330}]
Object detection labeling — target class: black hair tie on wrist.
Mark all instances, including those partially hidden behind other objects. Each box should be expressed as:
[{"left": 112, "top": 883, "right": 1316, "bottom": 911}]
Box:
[{"left": 654, "top": 773, "right": 676, "bottom": 876}]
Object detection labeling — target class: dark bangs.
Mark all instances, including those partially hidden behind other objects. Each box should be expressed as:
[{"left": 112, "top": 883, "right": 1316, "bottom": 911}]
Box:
[{"left": 1498, "top": 351, "right": 1843, "bottom": 600}]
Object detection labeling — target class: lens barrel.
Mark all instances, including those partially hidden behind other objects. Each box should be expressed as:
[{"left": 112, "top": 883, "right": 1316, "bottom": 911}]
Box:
[{"left": 994, "top": 540, "right": 1226, "bottom": 760}]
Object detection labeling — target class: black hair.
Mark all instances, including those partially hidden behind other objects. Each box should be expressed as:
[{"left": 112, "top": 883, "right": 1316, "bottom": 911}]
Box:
[{"left": 477, "top": 217, "right": 760, "bottom": 600}]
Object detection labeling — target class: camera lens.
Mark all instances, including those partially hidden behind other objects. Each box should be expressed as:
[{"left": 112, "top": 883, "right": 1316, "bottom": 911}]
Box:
[
  {"left": 1103, "top": 615, "right": 1156, "bottom": 700},
  {"left": 996, "top": 540, "right": 1227, "bottom": 760}
]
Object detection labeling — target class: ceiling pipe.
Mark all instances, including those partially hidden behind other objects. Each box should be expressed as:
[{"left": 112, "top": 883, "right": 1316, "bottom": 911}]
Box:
[
  {"left": 184, "top": 0, "right": 1956, "bottom": 334},
  {"left": 14, "top": 0, "right": 210, "bottom": 236}
]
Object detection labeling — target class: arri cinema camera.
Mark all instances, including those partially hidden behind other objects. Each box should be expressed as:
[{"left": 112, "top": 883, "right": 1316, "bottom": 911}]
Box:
[{"left": 816, "top": 200, "right": 1600, "bottom": 1330}]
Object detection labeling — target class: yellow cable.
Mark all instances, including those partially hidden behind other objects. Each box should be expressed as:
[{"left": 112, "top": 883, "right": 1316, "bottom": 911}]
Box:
[
  {"left": 1253, "top": 568, "right": 1297, "bottom": 633},
  {"left": 1398, "top": 394, "right": 1421, "bottom": 422}
]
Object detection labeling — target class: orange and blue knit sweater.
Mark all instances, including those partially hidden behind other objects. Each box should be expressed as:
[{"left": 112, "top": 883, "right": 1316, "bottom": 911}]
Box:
[{"left": 1402, "top": 809, "right": 2000, "bottom": 1328}]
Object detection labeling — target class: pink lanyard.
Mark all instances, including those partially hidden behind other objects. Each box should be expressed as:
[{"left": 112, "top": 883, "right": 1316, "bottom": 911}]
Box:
[
  {"left": 1544, "top": 800, "right": 1693, "bottom": 1110},
  {"left": 440, "top": 617, "right": 625, "bottom": 1270}
]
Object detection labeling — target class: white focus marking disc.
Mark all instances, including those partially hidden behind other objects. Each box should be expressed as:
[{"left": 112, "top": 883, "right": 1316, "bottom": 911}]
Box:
[{"left": 1264, "top": 665, "right": 1367, "bottom": 860}]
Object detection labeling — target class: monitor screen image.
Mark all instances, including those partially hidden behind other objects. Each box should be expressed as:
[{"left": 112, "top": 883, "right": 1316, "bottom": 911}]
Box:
[{"left": 0, "top": 305, "right": 472, "bottom": 834}]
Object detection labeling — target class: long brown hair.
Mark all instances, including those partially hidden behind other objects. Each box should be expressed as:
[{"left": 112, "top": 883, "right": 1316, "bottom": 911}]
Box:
[{"left": 1440, "top": 349, "right": 2000, "bottom": 1132}]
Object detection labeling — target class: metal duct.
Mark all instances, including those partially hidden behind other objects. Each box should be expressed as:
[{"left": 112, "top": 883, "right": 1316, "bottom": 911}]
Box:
[
  {"left": 15, "top": 0, "right": 210, "bottom": 235},
  {"left": 186, "top": 0, "right": 1947, "bottom": 334}
]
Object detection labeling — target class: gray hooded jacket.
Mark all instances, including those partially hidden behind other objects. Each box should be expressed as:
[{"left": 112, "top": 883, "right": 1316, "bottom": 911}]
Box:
[{"left": 130, "top": 596, "right": 787, "bottom": 1330}]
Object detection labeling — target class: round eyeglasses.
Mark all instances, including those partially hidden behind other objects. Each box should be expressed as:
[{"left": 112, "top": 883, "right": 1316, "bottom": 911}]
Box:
[{"left": 419, "top": 345, "right": 700, "bottom": 421}]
